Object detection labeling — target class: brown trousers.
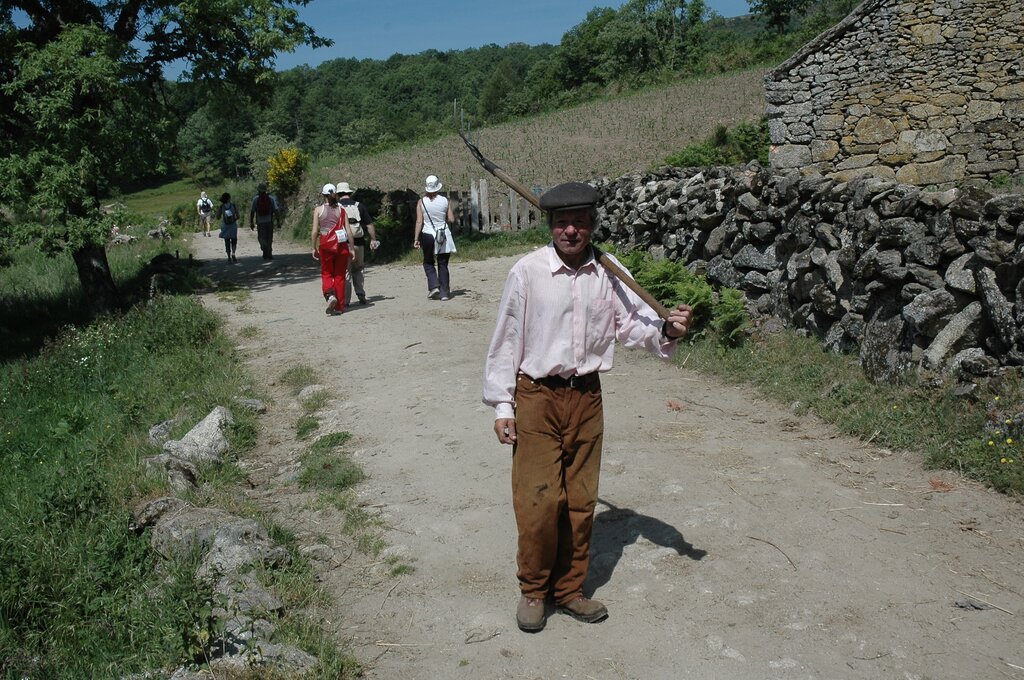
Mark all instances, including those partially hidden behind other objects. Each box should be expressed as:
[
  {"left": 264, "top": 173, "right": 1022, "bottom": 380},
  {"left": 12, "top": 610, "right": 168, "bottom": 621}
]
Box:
[{"left": 512, "top": 373, "right": 603, "bottom": 605}]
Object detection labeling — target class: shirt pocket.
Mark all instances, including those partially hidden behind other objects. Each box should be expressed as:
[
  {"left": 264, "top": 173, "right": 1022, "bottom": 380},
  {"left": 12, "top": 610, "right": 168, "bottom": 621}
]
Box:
[{"left": 587, "top": 299, "right": 616, "bottom": 353}]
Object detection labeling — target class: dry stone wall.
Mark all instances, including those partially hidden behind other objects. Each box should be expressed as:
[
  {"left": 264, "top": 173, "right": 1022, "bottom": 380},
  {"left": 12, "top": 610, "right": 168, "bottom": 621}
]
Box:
[
  {"left": 595, "top": 165, "right": 1024, "bottom": 382},
  {"left": 764, "top": 0, "right": 1023, "bottom": 185}
]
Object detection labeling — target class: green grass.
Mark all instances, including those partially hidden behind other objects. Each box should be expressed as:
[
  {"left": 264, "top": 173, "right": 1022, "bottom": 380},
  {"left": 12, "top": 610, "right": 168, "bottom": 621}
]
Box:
[
  {"left": 681, "top": 330, "right": 1024, "bottom": 494},
  {"left": 115, "top": 177, "right": 205, "bottom": 217},
  {"left": 0, "top": 294, "right": 257, "bottom": 677},
  {"left": 301, "top": 389, "right": 331, "bottom": 413},
  {"left": 0, "top": 240, "right": 203, "bottom": 361},
  {"left": 609, "top": 246, "right": 1024, "bottom": 495},
  {"left": 297, "top": 432, "right": 364, "bottom": 493},
  {"left": 296, "top": 415, "right": 320, "bottom": 440},
  {"left": 280, "top": 365, "right": 317, "bottom": 395}
]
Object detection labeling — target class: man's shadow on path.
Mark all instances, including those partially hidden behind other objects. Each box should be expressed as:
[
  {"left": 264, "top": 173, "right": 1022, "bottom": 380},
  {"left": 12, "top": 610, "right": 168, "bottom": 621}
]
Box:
[{"left": 585, "top": 498, "right": 707, "bottom": 596}]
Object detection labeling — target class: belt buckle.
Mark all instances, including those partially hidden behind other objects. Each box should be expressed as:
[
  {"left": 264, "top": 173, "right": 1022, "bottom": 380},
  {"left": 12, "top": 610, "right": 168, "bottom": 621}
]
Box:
[{"left": 568, "top": 375, "right": 582, "bottom": 389}]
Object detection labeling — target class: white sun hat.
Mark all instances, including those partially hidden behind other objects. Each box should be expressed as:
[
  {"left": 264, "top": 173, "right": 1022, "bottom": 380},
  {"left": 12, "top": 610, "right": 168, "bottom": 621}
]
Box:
[
  {"left": 322, "top": 183, "right": 336, "bottom": 195},
  {"left": 336, "top": 182, "right": 353, "bottom": 194},
  {"left": 424, "top": 175, "right": 442, "bottom": 192}
]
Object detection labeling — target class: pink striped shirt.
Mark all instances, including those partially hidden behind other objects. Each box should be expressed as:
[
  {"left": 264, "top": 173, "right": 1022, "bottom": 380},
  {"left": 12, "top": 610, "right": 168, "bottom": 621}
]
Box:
[{"left": 482, "top": 244, "right": 677, "bottom": 420}]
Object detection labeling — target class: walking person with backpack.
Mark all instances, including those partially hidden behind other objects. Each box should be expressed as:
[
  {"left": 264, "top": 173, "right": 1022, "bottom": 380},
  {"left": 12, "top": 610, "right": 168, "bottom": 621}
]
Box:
[
  {"left": 413, "top": 174, "right": 456, "bottom": 301},
  {"left": 335, "top": 181, "right": 380, "bottom": 305},
  {"left": 196, "top": 191, "right": 214, "bottom": 237},
  {"left": 312, "top": 184, "right": 356, "bottom": 316},
  {"left": 216, "top": 192, "right": 243, "bottom": 263},
  {"left": 250, "top": 183, "right": 280, "bottom": 260}
]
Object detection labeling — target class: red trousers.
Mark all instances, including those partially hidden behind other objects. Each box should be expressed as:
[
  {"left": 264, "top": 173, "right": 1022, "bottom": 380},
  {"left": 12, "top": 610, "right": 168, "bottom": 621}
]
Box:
[
  {"left": 511, "top": 373, "right": 603, "bottom": 605},
  {"left": 319, "top": 236, "right": 351, "bottom": 310}
]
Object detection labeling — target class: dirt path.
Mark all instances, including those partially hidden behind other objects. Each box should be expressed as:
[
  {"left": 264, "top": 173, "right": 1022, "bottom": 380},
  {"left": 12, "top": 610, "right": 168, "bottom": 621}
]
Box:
[{"left": 193, "top": 228, "right": 1024, "bottom": 680}]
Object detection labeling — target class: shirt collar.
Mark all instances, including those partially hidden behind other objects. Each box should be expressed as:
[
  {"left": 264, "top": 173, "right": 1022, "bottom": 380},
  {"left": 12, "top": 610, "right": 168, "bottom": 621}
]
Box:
[{"left": 546, "top": 242, "right": 597, "bottom": 274}]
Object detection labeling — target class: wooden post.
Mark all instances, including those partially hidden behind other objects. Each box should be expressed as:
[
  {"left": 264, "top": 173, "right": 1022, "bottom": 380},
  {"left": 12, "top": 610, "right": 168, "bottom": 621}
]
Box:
[
  {"left": 470, "top": 180, "right": 480, "bottom": 231},
  {"left": 509, "top": 189, "right": 518, "bottom": 231},
  {"left": 480, "top": 178, "right": 490, "bottom": 232}
]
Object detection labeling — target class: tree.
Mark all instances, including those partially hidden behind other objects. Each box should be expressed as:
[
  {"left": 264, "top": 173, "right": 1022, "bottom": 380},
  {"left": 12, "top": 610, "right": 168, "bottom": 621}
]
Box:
[
  {"left": 748, "top": 0, "right": 811, "bottom": 34},
  {"left": 0, "top": 1, "right": 327, "bottom": 314}
]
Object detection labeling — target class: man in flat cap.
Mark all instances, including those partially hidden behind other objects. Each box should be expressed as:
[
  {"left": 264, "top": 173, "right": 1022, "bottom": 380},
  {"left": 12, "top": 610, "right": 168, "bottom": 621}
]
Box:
[{"left": 483, "top": 181, "right": 693, "bottom": 633}]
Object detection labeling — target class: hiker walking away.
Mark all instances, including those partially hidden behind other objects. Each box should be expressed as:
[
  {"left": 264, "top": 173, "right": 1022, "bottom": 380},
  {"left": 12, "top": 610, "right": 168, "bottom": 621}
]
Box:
[
  {"left": 197, "top": 191, "right": 214, "bottom": 237},
  {"left": 312, "top": 184, "right": 355, "bottom": 316},
  {"left": 413, "top": 174, "right": 456, "bottom": 301},
  {"left": 482, "top": 182, "right": 693, "bottom": 633},
  {"left": 216, "top": 192, "right": 242, "bottom": 263},
  {"left": 250, "top": 183, "right": 280, "bottom": 260},
  {"left": 336, "top": 181, "right": 380, "bottom": 305}
]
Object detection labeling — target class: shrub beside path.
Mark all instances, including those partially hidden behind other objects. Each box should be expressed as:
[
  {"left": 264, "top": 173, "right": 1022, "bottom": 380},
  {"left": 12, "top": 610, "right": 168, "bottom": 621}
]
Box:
[{"left": 194, "top": 228, "right": 1024, "bottom": 679}]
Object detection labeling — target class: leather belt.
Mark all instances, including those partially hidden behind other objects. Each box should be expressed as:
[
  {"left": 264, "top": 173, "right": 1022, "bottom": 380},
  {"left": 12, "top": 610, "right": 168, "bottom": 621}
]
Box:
[{"left": 524, "top": 372, "right": 600, "bottom": 390}]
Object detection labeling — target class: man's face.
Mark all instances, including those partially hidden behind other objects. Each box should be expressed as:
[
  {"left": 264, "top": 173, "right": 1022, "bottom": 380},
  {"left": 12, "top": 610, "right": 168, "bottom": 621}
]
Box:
[{"left": 550, "top": 207, "right": 593, "bottom": 259}]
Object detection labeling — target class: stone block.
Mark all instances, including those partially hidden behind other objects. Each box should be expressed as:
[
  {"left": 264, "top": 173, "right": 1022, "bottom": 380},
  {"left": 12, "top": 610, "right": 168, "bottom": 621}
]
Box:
[
  {"left": 771, "top": 145, "right": 812, "bottom": 169},
  {"left": 811, "top": 140, "right": 841, "bottom": 162},
  {"left": 908, "top": 104, "right": 944, "bottom": 119},
  {"left": 967, "top": 99, "right": 1003, "bottom": 122},
  {"left": 931, "top": 93, "right": 967, "bottom": 108},
  {"left": 768, "top": 119, "right": 788, "bottom": 144},
  {"left": 829, "top": 166, "right": 897, "bottom": 182},
  {"left": 836, "top": 153, "right": 879, "bottom": 170},
  {"left": 911, "top": 23, "right": 945, "bottom": 45},
  {"left": 993, "top": 83, "right": 1024, "bottom": 100},
  {"left": 854, "top": 116, "right": 897, "bottom": 144},
  {"left": 897, "top": 129, "right": 949, "bottom": 154},
  {"left": 895, "top": 155, "right": 967, "bottom": 185},
  {"left": 814, "top": 114, "right": 846, "bottom": 132}
]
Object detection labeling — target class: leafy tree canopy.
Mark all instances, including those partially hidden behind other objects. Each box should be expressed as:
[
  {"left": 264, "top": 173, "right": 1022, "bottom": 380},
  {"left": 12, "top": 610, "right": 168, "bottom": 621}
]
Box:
[{"left": 0, "top": 0, "right": 327, "bottom": 311}]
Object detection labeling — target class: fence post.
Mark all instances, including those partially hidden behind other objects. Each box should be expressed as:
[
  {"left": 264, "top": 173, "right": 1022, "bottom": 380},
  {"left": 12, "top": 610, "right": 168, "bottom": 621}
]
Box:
[
  {"left": 471, "top": 180, "right": 480, "bottom": 231},
  {"left": 480, "top": 178, "right": 491, "bottom": 232},
  {"left": 509, "top": 189, "right": 518, "bottom": 231}
]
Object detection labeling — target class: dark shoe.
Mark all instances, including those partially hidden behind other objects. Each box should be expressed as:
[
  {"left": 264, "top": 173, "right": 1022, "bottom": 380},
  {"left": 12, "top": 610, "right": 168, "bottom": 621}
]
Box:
[
  {"left": 358, "top": 295, "right": 367, "bottom": 305},
  {"left": 516, "top": 596, "right": 546, "bottom": 633},
  {"left": 558, "top": 597, "right": 608, "bottom": 624}
]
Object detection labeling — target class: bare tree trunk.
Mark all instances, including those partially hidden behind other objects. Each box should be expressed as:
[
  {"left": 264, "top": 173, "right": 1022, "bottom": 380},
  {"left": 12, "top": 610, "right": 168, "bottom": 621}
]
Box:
[{"left": 72, "top": 244, "right": 119, "bottom": 314}]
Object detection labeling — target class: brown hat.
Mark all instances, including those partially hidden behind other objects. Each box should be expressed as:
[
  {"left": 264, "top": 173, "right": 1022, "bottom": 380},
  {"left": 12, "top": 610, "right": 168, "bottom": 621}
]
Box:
[{"left": 539, "top": 182, "right": 599, "bottom": 211}]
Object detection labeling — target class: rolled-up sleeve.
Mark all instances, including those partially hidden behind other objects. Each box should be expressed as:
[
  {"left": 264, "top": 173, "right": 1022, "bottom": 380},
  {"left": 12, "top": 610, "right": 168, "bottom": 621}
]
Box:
[{"left": 483, "top": 269, "right": 525, "bottom": 420}]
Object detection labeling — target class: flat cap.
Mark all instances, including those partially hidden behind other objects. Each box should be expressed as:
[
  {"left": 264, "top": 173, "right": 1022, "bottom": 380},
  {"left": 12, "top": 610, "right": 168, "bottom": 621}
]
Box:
[{"left": 539, "top": 182, "right": 599, "bottom": 211}]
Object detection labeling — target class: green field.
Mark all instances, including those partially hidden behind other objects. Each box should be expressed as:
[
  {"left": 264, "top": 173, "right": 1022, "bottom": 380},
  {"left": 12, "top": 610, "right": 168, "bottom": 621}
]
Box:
[{"left": 114, "top": 178, "right": 206, "bottom": 217}]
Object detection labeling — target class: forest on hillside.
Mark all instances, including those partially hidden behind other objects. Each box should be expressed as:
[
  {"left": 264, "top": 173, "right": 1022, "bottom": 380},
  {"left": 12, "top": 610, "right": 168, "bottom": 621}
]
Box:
[{"left": 171, "top": 0, "right": 858, "bottom": 183}]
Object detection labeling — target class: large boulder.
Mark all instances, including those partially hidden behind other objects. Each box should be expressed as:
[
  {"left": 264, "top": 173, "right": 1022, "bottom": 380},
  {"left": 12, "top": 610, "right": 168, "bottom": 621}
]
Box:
[{"left": 163, "top": 406, "right": 234, "bottom": 465}]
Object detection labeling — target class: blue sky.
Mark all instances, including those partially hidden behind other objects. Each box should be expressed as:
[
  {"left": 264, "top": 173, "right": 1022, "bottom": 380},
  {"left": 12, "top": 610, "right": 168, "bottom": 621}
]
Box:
[{"left": 273, "top": 0, "right": 751, "bottom": 70}]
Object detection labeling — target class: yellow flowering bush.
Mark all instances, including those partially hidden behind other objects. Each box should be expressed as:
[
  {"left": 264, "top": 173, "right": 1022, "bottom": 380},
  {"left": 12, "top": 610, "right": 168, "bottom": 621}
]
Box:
[{"left": 266, "top": 146, "right": 309, "bottom": 198}]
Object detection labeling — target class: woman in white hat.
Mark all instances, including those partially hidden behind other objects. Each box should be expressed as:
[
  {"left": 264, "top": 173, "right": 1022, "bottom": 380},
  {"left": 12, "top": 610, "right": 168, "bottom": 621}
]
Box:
[
  {"left": 311, "top": 183, "right": 356, "bottom": 315},
  {"left": 413, "top": 174, "right": 457, "bottom": 300}
]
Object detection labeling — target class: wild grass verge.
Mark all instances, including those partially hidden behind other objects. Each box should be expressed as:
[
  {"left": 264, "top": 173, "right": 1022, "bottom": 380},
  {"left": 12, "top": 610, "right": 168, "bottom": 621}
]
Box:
[
  {"left": 0, "top": 239, "right": 205, "bottom": 361},
  {"left": 614, "top": 248, "right": 1023, "bottom": 495},
  {"left": 681, "top": 329, "right": 1024, "bottom": 495},
  {"left": 1, "top": 238, "right": 359, "bottom": 677},
  {"left": 0, "top": 296, "right": 256, "bottom": 677}
]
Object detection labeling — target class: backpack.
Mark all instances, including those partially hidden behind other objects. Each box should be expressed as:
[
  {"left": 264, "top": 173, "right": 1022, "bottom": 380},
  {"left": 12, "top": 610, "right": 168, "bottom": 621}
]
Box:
[
  {"left": 255, "top": 193, "right": 274, "bottom": 226},
  {"left": 199, "top": 198, "right": 212, "bottom": 213},
  {"left": 222, "top": 203, "right": 237, "bottom": 224},
  {"left": 343, "top": 203, "right": 364, "bottom": 238}
]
